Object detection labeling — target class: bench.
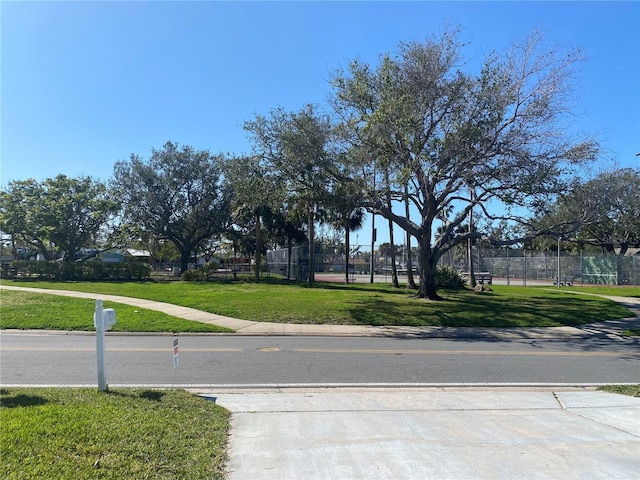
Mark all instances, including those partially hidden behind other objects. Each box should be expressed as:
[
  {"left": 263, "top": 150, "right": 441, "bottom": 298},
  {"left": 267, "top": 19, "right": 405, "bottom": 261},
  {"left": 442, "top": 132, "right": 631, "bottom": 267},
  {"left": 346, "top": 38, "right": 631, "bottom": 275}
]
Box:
[{"left": 462, "top": 272, "right": 492, "bottom": 285}]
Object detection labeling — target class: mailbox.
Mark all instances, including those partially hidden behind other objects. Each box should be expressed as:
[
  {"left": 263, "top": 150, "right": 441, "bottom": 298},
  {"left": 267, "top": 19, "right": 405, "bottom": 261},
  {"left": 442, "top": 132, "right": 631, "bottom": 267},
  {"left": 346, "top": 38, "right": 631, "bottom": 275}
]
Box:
[
  {"left": 94, "top": 299, "right": 115, "bottom": 392},
  {"left": 94, "top": 306, "right": 117, "bottom": 331},
  {"left": 103, "top": 309, "right": 116, "bottom": 330}
]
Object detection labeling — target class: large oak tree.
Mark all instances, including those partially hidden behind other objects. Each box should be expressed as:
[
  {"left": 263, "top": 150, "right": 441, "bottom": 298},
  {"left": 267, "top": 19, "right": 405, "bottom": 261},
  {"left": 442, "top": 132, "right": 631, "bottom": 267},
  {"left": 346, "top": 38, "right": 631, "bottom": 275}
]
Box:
[
  {"left": 331, "top": 29, "right": 598, "bottom": 299},
  {"left": 113, "top": 141, "right": 231, "bottom": 274},
  {"left": 0, "top": 175, "right": 117, "bottom": 261}
]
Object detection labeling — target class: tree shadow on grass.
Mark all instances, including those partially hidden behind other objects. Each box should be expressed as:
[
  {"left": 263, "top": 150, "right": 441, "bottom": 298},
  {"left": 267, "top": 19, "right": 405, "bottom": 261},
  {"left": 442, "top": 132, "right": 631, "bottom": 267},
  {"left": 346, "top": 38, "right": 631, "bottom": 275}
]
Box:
[
  {"left": 312, "top": 282, "right": 416, "bottom": 296},
  {"left": 346, "top": 297, "right": 445, "bottom": 327},
  {"left": 106, "top": 389, "right": 166, "bottom": 402},
  {"left": 140, "top": 390, "right": 165, "bottom": 402},
  {"left": 345, "top": 290, "right": 633, "bottom": 328},
  {"left": 466, "top": 292, "right": 635, "bottom": 327},
  {"left": 0, "top": 389, "right": 49, "bottom": 408}
]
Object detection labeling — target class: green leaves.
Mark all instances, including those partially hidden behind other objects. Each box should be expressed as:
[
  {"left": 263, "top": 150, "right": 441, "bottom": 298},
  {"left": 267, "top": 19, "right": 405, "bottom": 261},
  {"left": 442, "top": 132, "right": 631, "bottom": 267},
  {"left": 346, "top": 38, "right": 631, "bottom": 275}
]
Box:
[
  {"left": 331, "top": 29, "right": 599, "bottom": 298},
  {"left": 571, "top": 168, "right": 640, "bottom": 250},
  {"left": 0, "top": 175, "right": 118, "bottom": 261},
  {"left": 113, "top": 141, "right": 231, "bottom": 273}
]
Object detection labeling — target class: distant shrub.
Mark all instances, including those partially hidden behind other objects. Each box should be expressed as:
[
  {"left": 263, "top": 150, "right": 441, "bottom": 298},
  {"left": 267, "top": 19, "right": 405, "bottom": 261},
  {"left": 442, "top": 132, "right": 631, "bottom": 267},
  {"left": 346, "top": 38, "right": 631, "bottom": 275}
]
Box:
[
  {"left": 182, "top": 262, "right": 218, "bottom": 282},
  {"left": 181, "top": 269, "right": 202, "bottom": 281},
  {"left": 435, "top": 265, "right": 466, "bottom": 289},
  {"left": 128, "top": 262, "right": 152, "bottom": 280}
]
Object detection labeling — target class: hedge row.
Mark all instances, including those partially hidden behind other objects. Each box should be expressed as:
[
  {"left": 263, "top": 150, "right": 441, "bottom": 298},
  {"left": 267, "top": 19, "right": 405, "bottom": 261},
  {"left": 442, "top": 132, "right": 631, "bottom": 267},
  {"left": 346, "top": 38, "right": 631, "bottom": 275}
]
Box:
[{"left": 11, "top": 261, "right": 151, "bottom": 281}]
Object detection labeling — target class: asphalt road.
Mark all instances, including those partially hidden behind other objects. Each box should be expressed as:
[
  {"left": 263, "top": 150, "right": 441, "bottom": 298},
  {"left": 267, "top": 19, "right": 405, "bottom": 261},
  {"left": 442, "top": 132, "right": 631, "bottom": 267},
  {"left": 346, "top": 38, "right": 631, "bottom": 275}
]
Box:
[{"left": 2, "top": 332, "right": 639, "bottom": 387}]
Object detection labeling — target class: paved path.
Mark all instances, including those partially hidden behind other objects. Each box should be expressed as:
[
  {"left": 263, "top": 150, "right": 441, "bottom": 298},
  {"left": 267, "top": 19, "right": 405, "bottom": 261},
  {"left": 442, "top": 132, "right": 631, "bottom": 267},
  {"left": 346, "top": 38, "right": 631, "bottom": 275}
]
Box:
[{"left": 1, "top": 285, "right": 639, "bottom": 339}]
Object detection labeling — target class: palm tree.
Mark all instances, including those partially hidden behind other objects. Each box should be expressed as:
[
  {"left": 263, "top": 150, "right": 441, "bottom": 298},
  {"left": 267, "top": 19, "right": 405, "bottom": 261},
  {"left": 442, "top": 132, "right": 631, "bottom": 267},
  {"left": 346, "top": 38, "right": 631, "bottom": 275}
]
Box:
[
  {"left": 342, "top": 207, "right": 365, "bottom": 283},
  {"left": 326, "top": 183, "right": 366, "bottom": 283},
  {"left": 268, "top": 207, "right": 307, "bottom": 280}
]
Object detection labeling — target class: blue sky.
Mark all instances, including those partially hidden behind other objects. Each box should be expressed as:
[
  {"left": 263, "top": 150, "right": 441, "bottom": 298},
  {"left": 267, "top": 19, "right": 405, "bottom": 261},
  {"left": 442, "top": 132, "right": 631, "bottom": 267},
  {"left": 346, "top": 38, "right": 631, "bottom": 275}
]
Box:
[{"left": 1, "top": 1, "right": 639, "bottom": 246}]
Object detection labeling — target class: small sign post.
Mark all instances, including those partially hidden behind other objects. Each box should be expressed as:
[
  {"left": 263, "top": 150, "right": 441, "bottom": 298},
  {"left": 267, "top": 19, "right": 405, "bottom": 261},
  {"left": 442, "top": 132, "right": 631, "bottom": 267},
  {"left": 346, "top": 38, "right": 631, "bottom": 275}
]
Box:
[
  {"left": 94, "top": 299, "right": 116, "bottom": 392},
  {"left": 173, "top": 338, "right": 179, "bottom": 368}
]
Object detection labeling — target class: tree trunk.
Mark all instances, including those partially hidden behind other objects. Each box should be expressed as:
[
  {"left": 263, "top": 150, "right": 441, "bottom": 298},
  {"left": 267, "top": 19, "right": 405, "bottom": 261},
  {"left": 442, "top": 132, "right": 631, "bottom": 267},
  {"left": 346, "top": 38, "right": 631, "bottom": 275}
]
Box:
[
  {"left": 404, "top": 188, "right": 417, "bottom": 289},
  {"left": 32, "top": 239, "right": 52, "bottom": 261},
  {"left": 286, "top": 238, "right": 293, "bottom": 280},
  {"left": 180, "top": 250, "right": 190, "bottom": 275},
  {"left": 417, "top": 235, "right": 441, "bottom": 300},
  {"left": 468, "top": 189, "right": 476, "bottom": 288},
  {"left": 254, "top": 211, "right": 262, "bottom": 282},
  {"left": 307, "top": 207, "right": 315, "bottom": 287},
  {"left": 232, "top": 242, "right": 238, "bottom": 280},
  {"left": 370, "top": 214, "right": 376, "bottom": 284},
  {"left": 616, "top": 244, "right": 628, "bottom": 286},
  {"left": 388, "top": 214, "right": 399, "bottom": 288},
  {"left": 468, "top": 235, "right": 476, "bottom": 288},
  {"left": 344, "top": 224, "right": 350, "bottom": 283},
  {"left": 405, "top": 235, "right": 417, "bottom": 289}
]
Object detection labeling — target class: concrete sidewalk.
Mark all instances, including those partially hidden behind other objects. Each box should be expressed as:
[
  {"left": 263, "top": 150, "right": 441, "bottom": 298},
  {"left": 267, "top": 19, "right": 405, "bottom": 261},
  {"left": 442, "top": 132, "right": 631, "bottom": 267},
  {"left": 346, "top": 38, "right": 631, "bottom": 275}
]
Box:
[
  {"left": 196, "top": 387, "right": 640, "bottom": 480},
  {"left": 1, "top": 285, "right": 639, "bottom": 339}
]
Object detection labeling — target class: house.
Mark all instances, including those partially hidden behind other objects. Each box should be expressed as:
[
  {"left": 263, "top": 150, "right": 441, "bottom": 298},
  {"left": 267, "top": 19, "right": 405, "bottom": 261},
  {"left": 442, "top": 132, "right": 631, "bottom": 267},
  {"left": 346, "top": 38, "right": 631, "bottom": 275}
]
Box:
[
  {"left": 100, "top": 251, "right": 127, "bottom": 263},
  {"left": 125, "top": 249, "right": 152, "bottom": 262}
]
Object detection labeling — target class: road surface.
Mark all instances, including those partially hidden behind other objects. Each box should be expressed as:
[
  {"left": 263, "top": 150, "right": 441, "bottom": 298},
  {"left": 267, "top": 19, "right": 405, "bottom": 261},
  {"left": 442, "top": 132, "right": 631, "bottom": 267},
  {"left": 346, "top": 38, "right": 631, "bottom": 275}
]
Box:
[{"left": 2, "top": 332, "right": 638, "bottom": 387}]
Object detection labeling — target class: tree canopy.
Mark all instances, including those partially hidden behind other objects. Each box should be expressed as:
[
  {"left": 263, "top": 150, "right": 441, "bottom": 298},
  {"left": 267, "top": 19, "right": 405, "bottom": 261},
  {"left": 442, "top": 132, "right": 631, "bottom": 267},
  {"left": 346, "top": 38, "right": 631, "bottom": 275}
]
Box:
[
  {"left": 331, "top": 29, "right": 598, "bottom": 299},
  {"left": 550, "top": 168, "right": 640, "bottom": 284},
  {"left": 224, "top": 154, "right": 289, "bottom": 281},
  {"left": 3, "top": 28, "right": 613, "bottom": 295},
  {"left": 113, "top": 141, "right": 231, "bottom": 273},
  {"left": 0, "top": 175, "right": 118, "bottom": 261},
  {"left": 570, "top": 168, "right": 640, "bottom": 253},
  {"left": 244, "top": 104, "right": 339, "bottom": 286}
]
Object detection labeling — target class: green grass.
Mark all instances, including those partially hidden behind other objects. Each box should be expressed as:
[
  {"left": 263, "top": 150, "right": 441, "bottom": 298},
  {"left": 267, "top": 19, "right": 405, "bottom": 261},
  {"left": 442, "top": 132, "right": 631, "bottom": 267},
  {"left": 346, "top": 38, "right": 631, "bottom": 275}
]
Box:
[
  {"left": 0, "top": 290, "right": 232, "bottom": 333},
  {"left": 1, "top": 280, "right": 634, "bottom": 329},
  {"left": 559, "top": 286, "right": 640, "bottom": 297},
  {"left": 598, "top": 385, "right": 640, "bottom": 397},
  {"left": 621, "top": 329, "right": 640, "bottom": 337},
  {"left": 0, "top": 388, "right": 229, "bottom": 479}
]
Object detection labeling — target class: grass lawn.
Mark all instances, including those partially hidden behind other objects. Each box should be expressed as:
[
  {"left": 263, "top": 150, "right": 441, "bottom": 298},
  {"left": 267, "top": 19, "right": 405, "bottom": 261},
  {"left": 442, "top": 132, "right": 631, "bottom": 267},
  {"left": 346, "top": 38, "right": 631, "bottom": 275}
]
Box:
[
  {"left": 598, "top": 384, "right": 640, "bottom": 397},
  {"left": 0, "top": 388, "right": 229, "bottom": 479},
  {"left": 622, "top": 329, "right": 640, "bottom": 337},
  {"left": 1, "top": 279, "right": 635, "bottom": 329},
  {"left": 562, "top": 286, "right": 640, "bottom": 297},
  {"left": 0, "top": 290, "right": 232, "bottom": 333}
]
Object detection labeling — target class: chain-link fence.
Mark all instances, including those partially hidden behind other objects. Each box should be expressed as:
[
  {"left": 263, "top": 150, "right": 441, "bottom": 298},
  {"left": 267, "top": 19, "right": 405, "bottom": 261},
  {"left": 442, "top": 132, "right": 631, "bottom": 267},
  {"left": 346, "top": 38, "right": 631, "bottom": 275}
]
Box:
[
  {"left": 266, "top": 245, "right": 369, "bottom": 281},
  {"left": 439, "top": 248, "right": 639, "bottom": 286},
  {"left": 266, "top": 245, "right": 640, "bottom": 286}
]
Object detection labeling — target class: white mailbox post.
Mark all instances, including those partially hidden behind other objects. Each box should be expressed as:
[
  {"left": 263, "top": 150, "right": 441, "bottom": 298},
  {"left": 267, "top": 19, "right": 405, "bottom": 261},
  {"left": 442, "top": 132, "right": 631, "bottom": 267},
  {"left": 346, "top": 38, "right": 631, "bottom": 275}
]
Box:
[{"left": 94, "top": 299, "right": 116, "bottom": 392}]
